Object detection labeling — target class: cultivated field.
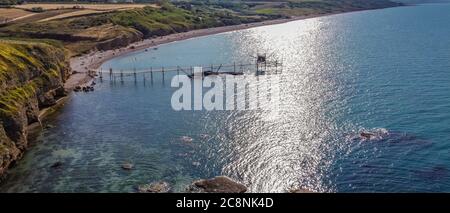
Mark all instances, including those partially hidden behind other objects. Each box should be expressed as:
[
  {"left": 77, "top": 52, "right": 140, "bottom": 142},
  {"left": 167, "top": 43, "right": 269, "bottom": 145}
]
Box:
[
  {"left": 38, "top": 9, "right": 107, "bottom": 22},
  {"left": 14, "top": 3, "right": 158, "bottom": 11},
  {"left": 0, "top": 8, "right": 36, "bottom": 22},
  {"left": 0, "top": 3, "right": 159, "bottom": 24}
]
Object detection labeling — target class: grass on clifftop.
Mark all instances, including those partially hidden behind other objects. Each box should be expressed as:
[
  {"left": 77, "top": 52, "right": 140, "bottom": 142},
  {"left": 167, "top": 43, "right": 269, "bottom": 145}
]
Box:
[
  {"left": 110, "top": 3, "right": 263, "bottom": 37},
  {"left": 0, "top": 40, "right": 67, "bottom": 116}
]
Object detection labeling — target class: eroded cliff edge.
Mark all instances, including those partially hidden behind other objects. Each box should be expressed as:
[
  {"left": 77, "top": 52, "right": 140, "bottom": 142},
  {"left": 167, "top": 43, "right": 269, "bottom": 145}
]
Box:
[{"left": 0, "top": 40, "right": 70, "bottom": 175}]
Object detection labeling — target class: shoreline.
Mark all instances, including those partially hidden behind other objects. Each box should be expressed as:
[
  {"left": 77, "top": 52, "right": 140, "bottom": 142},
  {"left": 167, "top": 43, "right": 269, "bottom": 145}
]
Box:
[
  {"left": 66, "top": 16, "right": 308, "bottom": 89},
  {"left": 65, "top": 8, "right": 396, "bottom": 89}
]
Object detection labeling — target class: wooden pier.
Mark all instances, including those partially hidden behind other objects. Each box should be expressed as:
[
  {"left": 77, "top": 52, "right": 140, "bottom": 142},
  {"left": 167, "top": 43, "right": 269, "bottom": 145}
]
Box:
[{"left": 94, "top": 60, "right": 283, "bottom": 84}]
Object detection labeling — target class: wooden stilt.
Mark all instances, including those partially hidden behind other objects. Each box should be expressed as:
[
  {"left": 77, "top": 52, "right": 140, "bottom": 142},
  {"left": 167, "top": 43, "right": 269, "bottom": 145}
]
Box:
[
  {"left": 150, "top": 67, "right": 153, "bottom": 83},
  {"left": 162, "top": 67, "right": 165, "bottom": 83}
]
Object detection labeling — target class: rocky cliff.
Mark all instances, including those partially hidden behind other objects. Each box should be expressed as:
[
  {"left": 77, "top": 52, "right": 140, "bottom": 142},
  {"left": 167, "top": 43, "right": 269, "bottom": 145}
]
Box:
[{"left": 0, "top": 40, "right": 70, "bottom": 176}]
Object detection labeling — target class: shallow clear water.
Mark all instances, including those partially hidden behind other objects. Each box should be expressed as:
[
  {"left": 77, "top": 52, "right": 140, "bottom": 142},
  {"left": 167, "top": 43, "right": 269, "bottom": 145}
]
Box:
[{"left": 1, "top": 4, "right": 450, "bottom": 192}]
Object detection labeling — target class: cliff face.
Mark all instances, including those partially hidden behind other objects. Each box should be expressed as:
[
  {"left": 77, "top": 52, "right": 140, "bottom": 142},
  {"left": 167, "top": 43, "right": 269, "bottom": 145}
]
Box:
[
  {"left": 0, "top": 40, "right": 70, "bottom": 176},
  {"left": 95, "top": 28, "right": 143, "bottom": 52}
]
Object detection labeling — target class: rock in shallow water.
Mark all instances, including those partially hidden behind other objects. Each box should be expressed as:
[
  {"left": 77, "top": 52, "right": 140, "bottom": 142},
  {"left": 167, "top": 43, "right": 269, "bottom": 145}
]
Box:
[
  {"left": 187, "top": 176, "right": 247, "bottom": 193},
  {"left": 121, "top": 163, "right": 134, "bottom": 170},
  {"left": 50, "top": 161, "right": 63, "bottom": 169},
  {"left": 138, "top": 181, "right": 171, "bottom": 193},
  {"left": 180, "top": 136, "right": 193, "bottom": 143}
]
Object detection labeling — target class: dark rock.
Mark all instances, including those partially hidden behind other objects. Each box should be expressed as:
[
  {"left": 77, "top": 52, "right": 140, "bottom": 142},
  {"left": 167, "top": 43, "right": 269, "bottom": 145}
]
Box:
[
  {"left": 0, "top": 109, "right": 28, "bottom": 148},
  {"left": 25, "top": 98, "right": 40, "bottom": 124},
  {"left": 50, "top": 161, "right": 63, "bottom": 169},
  {"left": 188, "top": 176, "right": 247, "bottom": 193},
  {"left": 55, "top": 86, "right": 67, "bottom": 98},
  {"left": 138, "top": 181, "right": 171, "bottom": 193},
  {"left": 0, "top": 125, "right": 21, "bottom": 175},
  {"left": 38, "top": 90, "right": 57, "bottom": 107},
  {"left": 360, "top": 132, "right": 375, "bottom": 139}
]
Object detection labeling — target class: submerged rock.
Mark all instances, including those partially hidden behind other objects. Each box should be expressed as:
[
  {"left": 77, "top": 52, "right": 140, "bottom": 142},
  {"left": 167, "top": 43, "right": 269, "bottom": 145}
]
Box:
[
  {"left": 347, "top": 128, "right": 390, "bottom": 142},
  {"left": 138, "top": 181, "right": 171, "bottom": 193},
  {"left": 180, "top": 136, "right": 193, "bottom": 143},
  {"left": 121, "top": 162, "right": 134, "bottom": 170},
  {"left": 187, "top": 176, "right": 247, "bottom": 193},
  {"left": 50, "top": 161, "right": 63, "bottom": 169},
  {"left": 360, "top": 132, "right": 376, "bottom": 140}
]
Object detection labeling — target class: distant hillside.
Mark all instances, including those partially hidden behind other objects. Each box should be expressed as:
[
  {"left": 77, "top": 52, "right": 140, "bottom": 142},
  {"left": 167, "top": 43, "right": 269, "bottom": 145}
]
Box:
[
  {"left": 393, "top": 0, "right": 450, "bottom": 3},
  {"left": 0, "top": 0, "right": 17, "bottom": 6},
  {"left": 0, "top": 1, "right": 404, "bottom": 55}
]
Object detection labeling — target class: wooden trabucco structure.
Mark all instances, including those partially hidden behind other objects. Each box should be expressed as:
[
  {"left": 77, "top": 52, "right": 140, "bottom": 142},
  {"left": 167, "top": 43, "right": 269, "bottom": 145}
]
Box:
[{"left": 94, "top": 59, "right": 282, "bottom": 84}]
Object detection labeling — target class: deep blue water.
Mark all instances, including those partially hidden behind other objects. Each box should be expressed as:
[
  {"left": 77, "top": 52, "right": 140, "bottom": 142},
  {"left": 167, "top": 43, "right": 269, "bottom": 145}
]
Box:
[{"left": 1, "top": 3, "right": 450, "bottom": 192}]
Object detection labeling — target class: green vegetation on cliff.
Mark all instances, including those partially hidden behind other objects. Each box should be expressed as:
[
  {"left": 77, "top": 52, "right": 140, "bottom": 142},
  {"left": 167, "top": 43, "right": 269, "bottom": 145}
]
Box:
[
  {"left": 0, "top": 39, "right": 70, "bottom": 175},
  {"left": 0, "top": 39, "right": 68, "bottom": 120},
  {"left": 110, "top": 3, "right": 263, "bottom": 37}
]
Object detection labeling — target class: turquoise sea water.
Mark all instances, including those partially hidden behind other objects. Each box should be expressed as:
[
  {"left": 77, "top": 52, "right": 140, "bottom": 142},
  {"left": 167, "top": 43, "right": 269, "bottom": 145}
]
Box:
[{"left": 1, "top": 3, "right": 450, "bottom": 192}]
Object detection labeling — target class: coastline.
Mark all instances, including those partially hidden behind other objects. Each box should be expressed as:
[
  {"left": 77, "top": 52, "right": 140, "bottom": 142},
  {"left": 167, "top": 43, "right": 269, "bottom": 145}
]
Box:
[
  {"left": 65, "top": 10, "right": 377, "bottom": 89},
  {"left": 3, "top": 2, "right": 428, "bottom": 191},
  {"left": 66, "top": 16, "right": 307, "bottom": 89}
]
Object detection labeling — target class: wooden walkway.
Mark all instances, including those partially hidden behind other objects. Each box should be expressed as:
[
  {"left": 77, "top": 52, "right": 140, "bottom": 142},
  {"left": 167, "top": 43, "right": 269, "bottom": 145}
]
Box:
[{"left": 94, "top": 61, "right": 283, "bottom": 83}]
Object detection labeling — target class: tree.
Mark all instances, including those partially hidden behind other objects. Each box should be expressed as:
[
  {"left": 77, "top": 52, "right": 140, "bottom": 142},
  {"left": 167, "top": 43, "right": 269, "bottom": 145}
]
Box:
[{"left": 0, "top": 0, "right": 18, "bottom": 6}]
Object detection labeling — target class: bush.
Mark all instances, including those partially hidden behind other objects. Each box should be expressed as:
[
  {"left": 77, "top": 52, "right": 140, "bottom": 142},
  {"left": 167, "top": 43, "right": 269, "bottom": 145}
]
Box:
[
  {"left": 30, "top": 7, "right": 44, "bottom": 13},
  {"left": 0, "top": 0, "right": 17, "bottom": 6}
]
